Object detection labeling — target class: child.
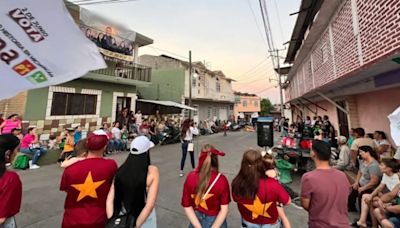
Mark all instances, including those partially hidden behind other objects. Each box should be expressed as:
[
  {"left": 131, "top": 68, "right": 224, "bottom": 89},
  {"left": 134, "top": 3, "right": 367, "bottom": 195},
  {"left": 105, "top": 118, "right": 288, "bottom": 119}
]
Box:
[
  {"left": 74, "top": 126, "right": 82, "bottom": 144},
  {"left": 60, "top": 138, "right": 88, "bottom": 168},
  {"left": 58, "top": 128, "right": 75, "bottom": 162},
  {"left": 48, "top": 134, "right": 58, "bottom": 150},
  {"left": 121, "top": 126, "right": 129, "bottom": 152},
  {"left": 261, "top": 151, "right": 291, "bottom": 228}
]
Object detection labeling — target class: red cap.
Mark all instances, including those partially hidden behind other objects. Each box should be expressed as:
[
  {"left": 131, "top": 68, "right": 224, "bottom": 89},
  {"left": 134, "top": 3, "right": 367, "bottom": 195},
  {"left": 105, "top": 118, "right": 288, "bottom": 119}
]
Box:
[
  {"left": 87, "top": 130, "right": 109, "bottom": 151},
  {"left": 197, "top": 148, "right": 225, "bottom": 171}
]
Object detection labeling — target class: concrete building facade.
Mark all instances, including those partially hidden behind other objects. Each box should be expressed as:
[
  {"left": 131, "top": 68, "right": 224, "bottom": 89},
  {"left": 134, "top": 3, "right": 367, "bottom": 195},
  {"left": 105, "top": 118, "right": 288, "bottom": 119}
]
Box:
[
  {"left": 234, "top": 93, "right": 261, "bottom": 121},
  {"left": 283, "top": 0, "right": 400, "bottom": 145},
  {"left": 139, "top": 55, "right": 235, "bottom": 123},
  {"left": 0, "top": 3, "right": 153, "bottom": 137}
]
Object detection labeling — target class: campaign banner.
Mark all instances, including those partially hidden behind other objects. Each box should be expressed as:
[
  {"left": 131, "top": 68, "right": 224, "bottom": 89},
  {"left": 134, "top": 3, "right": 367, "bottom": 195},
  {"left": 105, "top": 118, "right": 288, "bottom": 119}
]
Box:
[
  {"left": 80, "top": 8, "right": 135, "bottom": 62},
  {"left": 0, "top": 0, "right": 106, "bottom": 100},
  {"left": 388, "top": 106, "right": 400, "bottom": 146}
]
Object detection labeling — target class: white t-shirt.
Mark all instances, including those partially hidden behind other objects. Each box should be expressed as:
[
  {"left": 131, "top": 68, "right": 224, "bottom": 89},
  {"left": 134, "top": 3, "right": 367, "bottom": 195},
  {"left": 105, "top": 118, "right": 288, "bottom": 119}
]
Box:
[
  {"left": 112, "top": 127, "right": 121, "bottom": 140},
  {"left": 184, "top": 126, "right": 199, "bottom": 141},
  {"left": 394, "top": 147, "right": 400, "bottom": 160},
  {"left": 381, "top": 173, "right": 400, "bottom": 194}
]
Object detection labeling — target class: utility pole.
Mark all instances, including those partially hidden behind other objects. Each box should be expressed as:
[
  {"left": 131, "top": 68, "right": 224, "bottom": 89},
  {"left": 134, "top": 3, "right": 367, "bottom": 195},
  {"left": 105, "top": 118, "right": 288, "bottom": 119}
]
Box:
[
  {"left": 188, "top": 50, "right": 193, "bottom": 120},
  {"left": 276, "top": 49, "right": 284, "bottom": 118}
]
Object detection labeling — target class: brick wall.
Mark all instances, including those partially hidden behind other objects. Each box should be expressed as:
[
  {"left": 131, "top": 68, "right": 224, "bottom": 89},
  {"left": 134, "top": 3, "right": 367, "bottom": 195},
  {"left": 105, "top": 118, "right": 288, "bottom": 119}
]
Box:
[
  {"left": 0, "top": 91, "right": 27, "bottom": 118},
  {"left": 286, "top": 0, "right": 400, "bottom": 101},
  {"left": 357, "top": 0, "right": 400, "bottom": 64}
]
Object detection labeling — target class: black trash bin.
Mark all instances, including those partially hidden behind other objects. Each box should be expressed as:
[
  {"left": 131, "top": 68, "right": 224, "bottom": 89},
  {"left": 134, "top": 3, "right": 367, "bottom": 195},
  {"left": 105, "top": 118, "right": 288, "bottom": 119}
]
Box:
[{"left": 257, "top": 117, "right": 274, "bottom": 148}]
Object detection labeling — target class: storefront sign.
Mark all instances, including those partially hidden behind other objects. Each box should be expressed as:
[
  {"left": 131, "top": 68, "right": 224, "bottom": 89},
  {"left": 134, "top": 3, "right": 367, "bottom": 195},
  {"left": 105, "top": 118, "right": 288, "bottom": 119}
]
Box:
[
  {"left": 0, "top": 0, "right": 106, "bottom": 99},
  {"left": 80, "top": 8, "right": 135, "bottom": 62}
]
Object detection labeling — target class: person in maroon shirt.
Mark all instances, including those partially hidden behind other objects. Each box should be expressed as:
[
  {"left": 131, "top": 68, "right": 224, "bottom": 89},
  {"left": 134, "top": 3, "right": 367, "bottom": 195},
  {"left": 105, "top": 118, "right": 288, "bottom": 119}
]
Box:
[
  {"left": 182, "top": 144, "right": 230, "bottom": 228},
  {"left": 60, "top": 130, "right": 118, "bottom": 228},
  {"left": 0, "top": 134, "right": 22, "bottom": 228},
  {"left": 300, "top": 140, "right": 351, "bottom": 228},
  {"left": 232, "top": 149, "right": 290, "bottom": 227}
]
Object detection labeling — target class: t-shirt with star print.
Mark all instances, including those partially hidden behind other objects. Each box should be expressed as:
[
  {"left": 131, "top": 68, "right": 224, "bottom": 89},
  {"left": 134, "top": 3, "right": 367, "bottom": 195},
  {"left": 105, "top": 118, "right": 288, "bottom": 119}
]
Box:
[
  {"left": 60, "top": 157, "right": 117, "bottom": 228},
  {"left": 181, "top": 170, "right": 231, "bottom": 216},
  {"left": 233, "top": 178, "right": 289, "bottom": 224}
]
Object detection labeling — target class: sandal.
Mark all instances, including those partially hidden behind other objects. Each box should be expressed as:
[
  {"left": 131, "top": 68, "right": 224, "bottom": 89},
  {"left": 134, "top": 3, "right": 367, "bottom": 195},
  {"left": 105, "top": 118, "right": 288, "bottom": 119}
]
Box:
[{"left": 350, "top": 221, "right": 367, "bottom": 228}]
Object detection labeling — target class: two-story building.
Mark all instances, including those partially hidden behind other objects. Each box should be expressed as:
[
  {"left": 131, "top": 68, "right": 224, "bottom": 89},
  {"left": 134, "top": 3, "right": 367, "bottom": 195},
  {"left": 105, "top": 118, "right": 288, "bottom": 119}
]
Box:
[
  {"left": 0, "top": 3, "right": 153, "bottom": 136},
  {"left": 282, "top": 0, "right": 400, "bottom": 143},
  {"left": 138, "top": 55, "right": 235, "bottom": 123},
  {"left": 234, "top": 92, "right": 261, "bottom": 122}
]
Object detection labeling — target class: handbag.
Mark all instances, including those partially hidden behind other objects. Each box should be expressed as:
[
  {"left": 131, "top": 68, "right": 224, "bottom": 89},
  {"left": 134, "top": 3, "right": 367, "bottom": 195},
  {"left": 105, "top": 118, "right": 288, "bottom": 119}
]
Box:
[{"left": 105, "top": 205, "right": 134, "bottom": 228}]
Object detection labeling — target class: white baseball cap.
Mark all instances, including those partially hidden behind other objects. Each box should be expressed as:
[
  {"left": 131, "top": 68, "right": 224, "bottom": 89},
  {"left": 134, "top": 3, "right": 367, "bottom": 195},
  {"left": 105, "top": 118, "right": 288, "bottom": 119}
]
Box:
[{"left": 130, "top": 136, "right": 155, "bottom": 154}]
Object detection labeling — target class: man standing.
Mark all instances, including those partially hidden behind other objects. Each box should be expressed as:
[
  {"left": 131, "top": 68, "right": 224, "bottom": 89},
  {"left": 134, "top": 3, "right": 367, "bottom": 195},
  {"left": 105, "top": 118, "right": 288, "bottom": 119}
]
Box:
[
  {"left": 301, "top": 140, "right": 351, "bottom": 228},
  {"left": 135, "top": 110, "right": 143, "bottom": 128},
  {"left": 60, "top": 130, "right": 117, "bottom": 228}
]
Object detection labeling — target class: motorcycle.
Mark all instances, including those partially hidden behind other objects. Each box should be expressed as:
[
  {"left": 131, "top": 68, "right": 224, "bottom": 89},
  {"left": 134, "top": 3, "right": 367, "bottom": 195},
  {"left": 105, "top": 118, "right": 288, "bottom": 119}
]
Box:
[
  {"left": 274, "top": 133, "right": 314, "bottom": 173},
  {"left": 160, "top": 126, "right": 181, "bottom": 145}
]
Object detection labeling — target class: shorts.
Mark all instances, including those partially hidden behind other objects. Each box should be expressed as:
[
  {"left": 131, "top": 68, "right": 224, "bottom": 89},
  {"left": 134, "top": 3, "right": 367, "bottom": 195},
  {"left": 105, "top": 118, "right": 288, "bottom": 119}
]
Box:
[{"left": 386, "top": 212, "right": 400, "bottom": 228}]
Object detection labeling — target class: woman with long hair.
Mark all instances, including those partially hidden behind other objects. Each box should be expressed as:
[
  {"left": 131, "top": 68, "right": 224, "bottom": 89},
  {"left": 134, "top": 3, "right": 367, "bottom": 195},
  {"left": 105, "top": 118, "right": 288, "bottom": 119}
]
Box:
[
  {"left": 0, "top": 134, "right": 22, "bottom": 228},
  {"left": 232, "top": 149, "right": 290, "bottom": 228},
  {"left": 181, "top": 144, "right": 230, "bottom": 228},
  {"left": 180, "top": 119, "right": 199, "bottom": 177},
  {"left": 0, "top": 114, "right": 21, "bottom": 135},
  {"left": 106, "top": 136, "right": 159, "bottom": 228}
]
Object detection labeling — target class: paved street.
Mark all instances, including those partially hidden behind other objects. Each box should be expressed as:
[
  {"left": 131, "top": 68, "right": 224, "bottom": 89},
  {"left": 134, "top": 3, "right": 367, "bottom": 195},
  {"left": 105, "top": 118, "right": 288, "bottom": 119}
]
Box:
[{"left": 15, "top": 131, "right": 308, "bottom": 228}]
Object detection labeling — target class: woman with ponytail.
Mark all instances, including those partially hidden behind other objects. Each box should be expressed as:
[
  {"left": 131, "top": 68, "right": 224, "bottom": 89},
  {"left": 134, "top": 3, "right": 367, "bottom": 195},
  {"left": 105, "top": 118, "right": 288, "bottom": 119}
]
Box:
[
  {"left": 232, "top": 149, "right": 290, "bottom": 228},
  {"left": 181, "top": 144, "right": 230, "bottom": 228},
  {"left": 0, "top": 134, "right": 22, "bottom": 228}
]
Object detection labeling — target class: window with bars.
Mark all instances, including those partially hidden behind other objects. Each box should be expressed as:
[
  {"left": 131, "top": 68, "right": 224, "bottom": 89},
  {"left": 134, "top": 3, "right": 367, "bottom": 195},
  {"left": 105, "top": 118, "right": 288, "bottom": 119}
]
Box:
[
  {"left": 216, "top": 78, "right": 221, "bottom": 92},
  {"left": 51, "top": 92, "right": 97, "bottom": 116}
]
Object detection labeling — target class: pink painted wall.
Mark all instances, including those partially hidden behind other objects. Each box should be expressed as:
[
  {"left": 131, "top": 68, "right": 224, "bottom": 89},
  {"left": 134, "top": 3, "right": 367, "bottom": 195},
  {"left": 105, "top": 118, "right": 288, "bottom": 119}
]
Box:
[{"left": 356, "top": 87, "right": 400, "bottom": 145}]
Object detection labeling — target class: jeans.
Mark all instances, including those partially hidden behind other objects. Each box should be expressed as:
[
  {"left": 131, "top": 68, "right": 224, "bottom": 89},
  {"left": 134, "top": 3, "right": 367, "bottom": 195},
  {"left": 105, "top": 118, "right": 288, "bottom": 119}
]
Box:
[
  {"left": 188, "top": 211, "right": 227, "bottom": 228},
  {"left": 0, "top": 217, "right": 16, "bottom": 228},
  {"left": 181, "top": 141, "right": 195, "bottom": 171},
  {"left": 388, "top": 215, "right": 400, "bottom": 228},
  {"left": 109, "top": 139, "right": 123, "bottom": 152},
  {"left": 242, "top": 219, "right": 280, "bottom": 228},
  {"left": 20, "top": 148, "right": 46, "bottom": 165}
]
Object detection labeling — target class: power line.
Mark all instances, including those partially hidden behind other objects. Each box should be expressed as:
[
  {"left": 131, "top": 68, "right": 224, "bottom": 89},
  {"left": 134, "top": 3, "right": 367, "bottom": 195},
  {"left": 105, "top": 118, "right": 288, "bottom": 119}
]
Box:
[
  {"left": 245, "top": 0, "right": 269, "bottom": 50},
  {"left": 68, "top": 0, "right": 138, "bottom": 5},
  {"left": 273, "top": 0, "right": 285, "bottom": 44},
  {"left": 146, "top": 46, "right": 189, "bottom": 60},
  {"left": 232, "top": 57, "right": 271, "bottom": 80}
]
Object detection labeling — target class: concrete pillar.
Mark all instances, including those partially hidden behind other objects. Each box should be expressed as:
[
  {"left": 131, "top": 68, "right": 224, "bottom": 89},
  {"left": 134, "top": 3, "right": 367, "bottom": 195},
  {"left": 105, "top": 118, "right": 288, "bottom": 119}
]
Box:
[{"left": 134, "top": 43, "right": 139, "bottom": 64}]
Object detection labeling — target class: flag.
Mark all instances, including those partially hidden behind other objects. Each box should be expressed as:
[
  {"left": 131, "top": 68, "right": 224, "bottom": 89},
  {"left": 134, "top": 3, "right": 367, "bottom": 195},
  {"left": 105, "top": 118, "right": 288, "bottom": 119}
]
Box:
[
  {"left": 0, "top": 0, "right": 106, "bottom": 99},
  {"left": 388, "top": 106, "right": 400, "bottom": 146}
]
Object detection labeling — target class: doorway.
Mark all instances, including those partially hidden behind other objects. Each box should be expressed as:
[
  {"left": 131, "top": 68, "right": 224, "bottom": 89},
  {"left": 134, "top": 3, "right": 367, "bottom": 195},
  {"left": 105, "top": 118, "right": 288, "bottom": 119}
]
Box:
[
  {"left": 115, "top": 97, "right": 132, "bottom": 121},
  {"left": 336, "top": 101, "right": 349, "bottom": 138}
]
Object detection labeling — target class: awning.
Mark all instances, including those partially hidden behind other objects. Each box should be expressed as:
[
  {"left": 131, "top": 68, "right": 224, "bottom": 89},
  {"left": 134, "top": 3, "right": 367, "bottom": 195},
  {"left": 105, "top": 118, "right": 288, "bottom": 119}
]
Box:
[{"left": 137, "top": 99, "right": 197, "bottom": 111}]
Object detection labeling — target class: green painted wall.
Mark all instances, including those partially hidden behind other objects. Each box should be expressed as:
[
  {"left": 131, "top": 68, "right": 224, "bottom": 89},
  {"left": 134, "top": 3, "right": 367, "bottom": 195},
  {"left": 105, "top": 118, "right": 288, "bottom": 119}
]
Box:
[
  {"left": 24, "top": 79, "right": 136, "bottom": 120},
  {"left": 138, "top": 68, "right": 185, "bottom": 103}
]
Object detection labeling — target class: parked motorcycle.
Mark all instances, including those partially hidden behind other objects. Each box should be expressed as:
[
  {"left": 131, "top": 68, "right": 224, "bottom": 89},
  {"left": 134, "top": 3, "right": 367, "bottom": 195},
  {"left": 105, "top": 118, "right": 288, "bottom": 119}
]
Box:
[
  {"left": 160, "top": 126, "right": 181, "bottom": 145},
  {"left": 274, "top": 133, "right": 314, "bottom": 173}
]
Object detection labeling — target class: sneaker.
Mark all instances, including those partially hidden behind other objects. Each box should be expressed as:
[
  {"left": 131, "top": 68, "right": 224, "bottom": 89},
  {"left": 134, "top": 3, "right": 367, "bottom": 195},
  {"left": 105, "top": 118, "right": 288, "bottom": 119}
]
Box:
[
  {"left": 29, "top": 160, "right": 33, "bottom": 167},
  {"left": 6, "top": 163, "right": 11, "bottom": 167},
  {"left": 179, "top": 171, "right": 184, "bottom": 177},
  {"left": 29, "top": 164, "right": 40, "bottom": 170}
]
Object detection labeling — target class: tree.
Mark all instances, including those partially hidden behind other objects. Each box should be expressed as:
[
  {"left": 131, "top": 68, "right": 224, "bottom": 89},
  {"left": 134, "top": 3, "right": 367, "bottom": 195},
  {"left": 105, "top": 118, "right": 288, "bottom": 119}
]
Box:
[{"left": 260, "top": 98, "right": 273, "bottom": 116}]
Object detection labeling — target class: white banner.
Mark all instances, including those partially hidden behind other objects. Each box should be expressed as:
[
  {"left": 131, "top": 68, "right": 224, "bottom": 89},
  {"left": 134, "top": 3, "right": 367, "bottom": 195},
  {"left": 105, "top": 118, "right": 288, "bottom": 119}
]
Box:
[
  {"left": 0, "top": 0, "right": 106, "bottom": 99},
  {"left": 388, "top": 106, "right": 400, "bottom": 146}
]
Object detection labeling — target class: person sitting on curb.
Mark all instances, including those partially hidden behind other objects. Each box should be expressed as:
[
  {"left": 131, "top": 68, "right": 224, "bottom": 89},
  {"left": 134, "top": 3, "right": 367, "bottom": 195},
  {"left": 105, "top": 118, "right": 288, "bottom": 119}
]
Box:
[
  {"left": 20, "top": 127, "right": 47, "bottom": 170},
  {"left": 373, "top": 183, "right": 400, "bottom": 228},
  {"left": 353, "top": 159, "right": 400, "bottom": 227}
]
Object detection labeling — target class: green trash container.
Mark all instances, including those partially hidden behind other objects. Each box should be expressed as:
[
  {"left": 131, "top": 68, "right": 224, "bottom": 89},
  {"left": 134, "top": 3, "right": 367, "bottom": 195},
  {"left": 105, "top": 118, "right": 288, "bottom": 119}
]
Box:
[{"left": 276, "top": 159, "right": 293, "bottom": 184}]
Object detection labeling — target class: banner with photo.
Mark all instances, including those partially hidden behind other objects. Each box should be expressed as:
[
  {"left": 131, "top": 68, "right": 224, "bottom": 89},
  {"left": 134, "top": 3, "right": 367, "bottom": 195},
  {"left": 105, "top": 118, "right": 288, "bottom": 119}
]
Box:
[
  {"left": 0, "top": 0, "right": 106, "bottom": 100},
  {"left": 80, "top": 8, "right": 136, "bottom": 62}
]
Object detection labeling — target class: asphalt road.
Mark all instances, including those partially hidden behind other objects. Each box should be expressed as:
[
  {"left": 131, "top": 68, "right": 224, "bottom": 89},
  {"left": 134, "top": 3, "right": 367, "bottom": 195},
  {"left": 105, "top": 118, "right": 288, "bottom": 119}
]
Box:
[{"left": 14, "top": 131, "right": 309, "bottom": 228}]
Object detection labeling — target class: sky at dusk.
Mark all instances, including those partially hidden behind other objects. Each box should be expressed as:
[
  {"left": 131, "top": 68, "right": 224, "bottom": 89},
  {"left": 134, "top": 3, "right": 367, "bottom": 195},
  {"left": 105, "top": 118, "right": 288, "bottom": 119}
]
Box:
[{"left": 79, "top": 0, "right": 301, "bottom": 104}]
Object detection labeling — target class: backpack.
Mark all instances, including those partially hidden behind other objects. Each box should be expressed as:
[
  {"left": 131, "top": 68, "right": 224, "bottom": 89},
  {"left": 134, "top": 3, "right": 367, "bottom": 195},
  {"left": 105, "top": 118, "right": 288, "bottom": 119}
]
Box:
[{"left": 13, "top": 155, "right": 30, "bottom": 170}]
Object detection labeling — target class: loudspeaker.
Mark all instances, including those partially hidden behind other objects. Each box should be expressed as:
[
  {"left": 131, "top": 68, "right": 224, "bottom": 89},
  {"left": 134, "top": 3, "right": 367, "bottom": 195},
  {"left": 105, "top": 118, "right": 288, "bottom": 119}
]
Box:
[{"left": 257, "top": 120, "right": 273, "bottom": 147}]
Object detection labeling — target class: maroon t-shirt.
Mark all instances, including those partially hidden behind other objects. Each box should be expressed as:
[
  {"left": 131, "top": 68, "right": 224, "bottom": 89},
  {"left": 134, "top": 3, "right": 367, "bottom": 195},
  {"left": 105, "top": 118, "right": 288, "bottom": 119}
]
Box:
[
  {"left": 60, "top": 157, "right": 117, "bottom": 228},
  {"left": 233, "top": 178, "right": 289, "bottom": 224},
  {"left": 0, "top": 171, "right": 22, "bottom": 219},
  {"left": 301, "top": 168, "right": 351, "bottom": 228},
  {"left": 182, "top": 170, "right": 231, "bottom": 216}
]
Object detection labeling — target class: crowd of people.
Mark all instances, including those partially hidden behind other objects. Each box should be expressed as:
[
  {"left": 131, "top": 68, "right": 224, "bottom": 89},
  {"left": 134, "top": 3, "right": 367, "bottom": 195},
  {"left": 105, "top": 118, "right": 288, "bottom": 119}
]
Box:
[{"left": 2, "top": 109, "right": 400, "bottom": 228}]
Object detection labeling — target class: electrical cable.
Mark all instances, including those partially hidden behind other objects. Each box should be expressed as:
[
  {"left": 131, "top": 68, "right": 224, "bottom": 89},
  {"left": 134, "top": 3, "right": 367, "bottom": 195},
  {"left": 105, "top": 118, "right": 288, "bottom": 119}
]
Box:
[
  {"left": 245, "top": 0, "right": 269, "bottom": 50},
  {"left": 273, "top": 0, "right": 285, "bottom": 43}
]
